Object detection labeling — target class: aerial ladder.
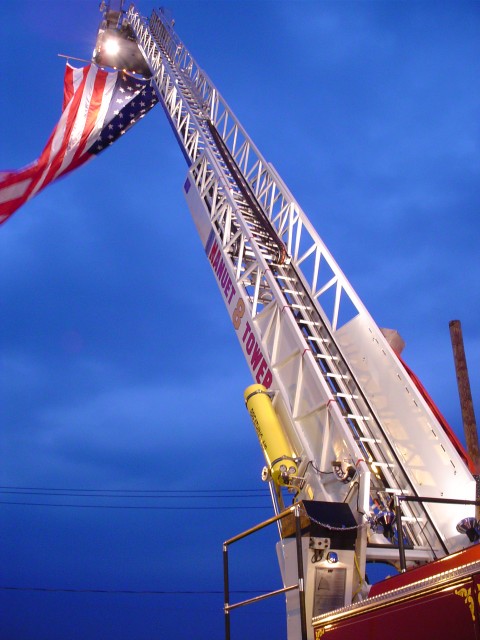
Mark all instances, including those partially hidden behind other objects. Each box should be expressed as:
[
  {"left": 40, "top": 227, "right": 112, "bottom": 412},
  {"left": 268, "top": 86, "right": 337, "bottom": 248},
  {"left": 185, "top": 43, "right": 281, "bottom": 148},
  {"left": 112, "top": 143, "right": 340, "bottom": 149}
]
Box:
[{"left": 96, "top": 4, "right": 477, "bottom": 638}]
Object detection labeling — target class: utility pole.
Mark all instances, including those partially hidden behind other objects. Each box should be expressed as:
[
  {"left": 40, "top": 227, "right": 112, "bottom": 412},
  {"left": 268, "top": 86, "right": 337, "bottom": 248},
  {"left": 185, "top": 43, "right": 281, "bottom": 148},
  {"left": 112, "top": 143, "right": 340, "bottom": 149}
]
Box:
[{"left": 449, "top": 319, "right": 480, "bottom": 518}]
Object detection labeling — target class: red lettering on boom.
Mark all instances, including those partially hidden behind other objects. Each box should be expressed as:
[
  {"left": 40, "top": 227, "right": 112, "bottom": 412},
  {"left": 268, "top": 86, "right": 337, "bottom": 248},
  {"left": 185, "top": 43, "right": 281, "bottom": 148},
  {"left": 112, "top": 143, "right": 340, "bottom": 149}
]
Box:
[
  {"left": 256, "top": 358, "right": 267, "bottom": 383},
  {"left": 209, "top": 244, "right": 273, "bottom": 389},
  {"left": 221, "top": 269, "right": 229, "bottom": 289},
  {"left": 213, "top": 252, "right": 221, "bottom": 273},
  {"left": 227, "top": 284, "right": 236, "bottom": 304},
  {"left": 262, "top": 370, "right": 273, "bottom": 389},
  {"left": 246, "top": 333, "right": 255, "bottom": 355},
  {"left": 216, "top": 260, "right": 225, "bottom": 282},
  {"left": 208, "top": 240, "right": 237, "bottom": 307},
  {"left": 242, "top": 322, "right": 251, "bottom": 343},
  {"left": 209, "top": 242, "right": 218, "bottom": 264},
  {"left": 251, "top": 344, "right": 263, "bottom": 371}
]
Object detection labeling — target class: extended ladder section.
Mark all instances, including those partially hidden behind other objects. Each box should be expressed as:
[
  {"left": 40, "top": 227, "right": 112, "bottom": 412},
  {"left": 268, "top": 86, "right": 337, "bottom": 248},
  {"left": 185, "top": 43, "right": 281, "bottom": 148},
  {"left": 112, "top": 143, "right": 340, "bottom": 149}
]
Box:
[{"left": 126, "top": 5, "right": 475, "bottom": 562}]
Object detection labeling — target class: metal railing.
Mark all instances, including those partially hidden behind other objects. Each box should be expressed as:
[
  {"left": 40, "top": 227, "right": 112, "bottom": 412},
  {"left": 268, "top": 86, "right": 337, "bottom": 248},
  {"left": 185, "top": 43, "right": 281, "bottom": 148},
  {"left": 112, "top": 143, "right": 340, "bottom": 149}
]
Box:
[
  {"left": 223, "top": 503, "right": 307, "bottom": 640},
  {"left": 394, "top": 495, "right": 480, "bottom": 572}
]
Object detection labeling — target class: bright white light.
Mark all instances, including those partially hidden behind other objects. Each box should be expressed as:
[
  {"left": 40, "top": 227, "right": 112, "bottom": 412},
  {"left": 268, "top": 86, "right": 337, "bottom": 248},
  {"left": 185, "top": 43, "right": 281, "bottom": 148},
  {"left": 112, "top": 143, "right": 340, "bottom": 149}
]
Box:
[{"left": 103, "top": 38, "right": 120, "bottom": 57}]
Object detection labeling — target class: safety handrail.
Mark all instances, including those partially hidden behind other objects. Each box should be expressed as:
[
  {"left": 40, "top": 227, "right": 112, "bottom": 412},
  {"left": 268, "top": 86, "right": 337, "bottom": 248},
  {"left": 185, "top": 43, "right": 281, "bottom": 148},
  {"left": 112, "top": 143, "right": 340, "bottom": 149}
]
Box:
[
  {"left": 223, "top": 503, "right": 307, "bottom": 640},
  {"left": 394, "top": 495, "right": 480, "bottom": 572}
]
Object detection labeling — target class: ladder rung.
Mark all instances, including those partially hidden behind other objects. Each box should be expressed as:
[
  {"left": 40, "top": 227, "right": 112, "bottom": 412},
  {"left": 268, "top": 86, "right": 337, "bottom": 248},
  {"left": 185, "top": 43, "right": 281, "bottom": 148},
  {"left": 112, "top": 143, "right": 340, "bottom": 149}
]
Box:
[
  {"left": 326, "top": 373, "right": 348, "bottom": 379},
  {"left": 358, "top": 437, "right": 380, "bottom": 443},
  {"left": 316, "top": 354, "right": 339, "bottom": 361},
  {"left": 244, "top": 248, "right": 272, "bottom": 257},
  {"left": 289, "top": 304, "right": 312, "bottom": 310},
  {"left": 346, "top": 414, "right": 369, "bottom": 421},
  {"left": 336, "top": 393, "right": 358, "bottom": 399},
  {"left": 371, "top": 462, "right": 394, "bottom": 468},
  {"left": 384, "top": 488, "right": 410, "bottom": 495},
  {"left": 299, "top": 320, "right": 320, "bottom": 326},
  {"left": 308, "top": 336, "right": 329, "bottom": 343}
]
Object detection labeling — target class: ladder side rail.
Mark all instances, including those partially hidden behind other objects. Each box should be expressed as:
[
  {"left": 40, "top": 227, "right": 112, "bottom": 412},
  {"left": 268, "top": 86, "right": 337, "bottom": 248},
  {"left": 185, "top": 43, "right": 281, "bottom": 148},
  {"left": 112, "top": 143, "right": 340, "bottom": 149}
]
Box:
[{"left": 127, "top": 6, "right": 475, "bottom": 552}]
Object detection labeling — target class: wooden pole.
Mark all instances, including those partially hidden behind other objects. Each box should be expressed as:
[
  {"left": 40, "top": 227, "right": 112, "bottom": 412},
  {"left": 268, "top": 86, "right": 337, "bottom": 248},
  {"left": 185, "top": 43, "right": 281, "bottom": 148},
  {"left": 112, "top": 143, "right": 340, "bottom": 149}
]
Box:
[{"left": 449, "top": 320, "right": 480, "bottom": 474}]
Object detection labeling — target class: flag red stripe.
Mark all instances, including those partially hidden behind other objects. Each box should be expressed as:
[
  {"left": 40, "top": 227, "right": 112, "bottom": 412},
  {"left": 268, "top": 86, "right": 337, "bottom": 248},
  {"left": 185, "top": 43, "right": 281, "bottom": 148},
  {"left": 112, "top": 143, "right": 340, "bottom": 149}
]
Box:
[
  {"left": 62, "top": 64, "right": 74, "bottom": 111},
  {"left": 27, "top": 66, "right": 93, "bottom": 198},
  {"left": 69, "top": 67, "right": 109, "bottom": 171}
]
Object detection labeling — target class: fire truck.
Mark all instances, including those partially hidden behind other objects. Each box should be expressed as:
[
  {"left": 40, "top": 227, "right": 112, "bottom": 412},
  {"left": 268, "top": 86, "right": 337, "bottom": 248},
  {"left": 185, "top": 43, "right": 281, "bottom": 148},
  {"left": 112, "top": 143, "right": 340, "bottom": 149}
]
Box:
[{"left": 93, "top": 3, "right": 480, "bottom": 638}]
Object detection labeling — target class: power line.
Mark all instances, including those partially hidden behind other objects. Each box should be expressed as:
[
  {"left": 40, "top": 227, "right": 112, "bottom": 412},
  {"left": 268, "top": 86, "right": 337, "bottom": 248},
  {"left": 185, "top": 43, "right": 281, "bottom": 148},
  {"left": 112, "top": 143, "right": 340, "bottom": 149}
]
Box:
[
  {"left": 0, "top": 486, "right": 268, "bottom": 493},
  {"left": 0, "top": 485, "right": 273, "bottom": 509},
  {"left": 0, "top": 490, "right": 268, "bottom": 499},
  {"left": 0, "top": 585, "right": 271, "bottom": 595},
  {"left": 0, "top": 501, "right": 270, "bottom": 510}
]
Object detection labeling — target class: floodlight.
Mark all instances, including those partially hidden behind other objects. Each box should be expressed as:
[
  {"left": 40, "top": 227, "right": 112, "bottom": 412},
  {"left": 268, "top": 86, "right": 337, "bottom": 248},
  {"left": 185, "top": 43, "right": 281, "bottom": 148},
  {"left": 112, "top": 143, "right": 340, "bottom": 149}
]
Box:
[{"left": 104, "top": 37, "right": 120, "bottom": 57}]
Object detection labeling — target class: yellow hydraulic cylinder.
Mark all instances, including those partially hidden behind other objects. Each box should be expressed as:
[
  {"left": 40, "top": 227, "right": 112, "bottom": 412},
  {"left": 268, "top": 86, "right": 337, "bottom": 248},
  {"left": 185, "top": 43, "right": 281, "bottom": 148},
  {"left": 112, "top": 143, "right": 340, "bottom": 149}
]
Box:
[{"left": 244, "top": 384, "right": 298, "bottom": 486}]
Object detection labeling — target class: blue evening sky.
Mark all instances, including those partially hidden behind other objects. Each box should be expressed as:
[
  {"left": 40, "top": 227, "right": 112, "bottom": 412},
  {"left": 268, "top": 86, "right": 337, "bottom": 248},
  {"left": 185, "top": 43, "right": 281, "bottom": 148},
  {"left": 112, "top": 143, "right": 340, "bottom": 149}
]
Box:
[{"left": 1, "top": 1, "right": 479, "bottom": 638}]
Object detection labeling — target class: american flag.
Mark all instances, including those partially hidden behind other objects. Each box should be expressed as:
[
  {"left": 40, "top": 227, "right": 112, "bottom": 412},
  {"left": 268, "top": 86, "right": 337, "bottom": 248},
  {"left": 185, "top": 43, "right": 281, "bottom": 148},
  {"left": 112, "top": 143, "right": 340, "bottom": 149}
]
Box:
[{"left": 0, "top": 63, "right": 158, "bottom": 225}]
